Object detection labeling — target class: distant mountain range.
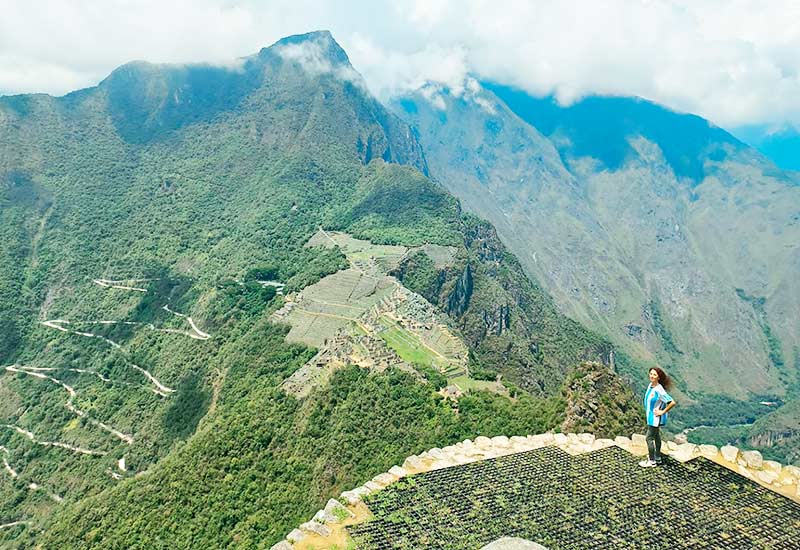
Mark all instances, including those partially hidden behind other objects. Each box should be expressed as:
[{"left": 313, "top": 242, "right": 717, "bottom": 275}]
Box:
[{"left": 392, "top": 78, "right": 800, "bottom": 463}]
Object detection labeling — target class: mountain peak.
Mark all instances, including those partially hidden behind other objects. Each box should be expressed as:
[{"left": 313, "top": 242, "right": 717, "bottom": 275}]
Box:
[{"left": 264, "top": 30, "right": 351, "bottom": 67}]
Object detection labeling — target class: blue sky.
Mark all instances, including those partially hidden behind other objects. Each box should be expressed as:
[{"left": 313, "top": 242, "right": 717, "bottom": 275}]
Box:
[{"left": 1, "top": 0, "right": 798, "bottom": 133}]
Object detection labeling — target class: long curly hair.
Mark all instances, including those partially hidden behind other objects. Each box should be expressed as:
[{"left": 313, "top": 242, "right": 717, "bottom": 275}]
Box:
[{"left": 650, "top": 367, "right": 672, "bottom": 390}]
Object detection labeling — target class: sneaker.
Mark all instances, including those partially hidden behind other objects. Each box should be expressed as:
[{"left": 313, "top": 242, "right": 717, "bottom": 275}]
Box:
[{"left": 638, "top": 459, "right": 657, "bottom": 468}]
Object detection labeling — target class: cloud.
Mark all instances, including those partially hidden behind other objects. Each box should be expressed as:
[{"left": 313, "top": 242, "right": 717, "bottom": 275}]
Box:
[
  {"left": 274, "top": 37, "right": 367, "bottom": 90},
  {"left": 1, "top": 1, "right": 799, "bottom": 128}
]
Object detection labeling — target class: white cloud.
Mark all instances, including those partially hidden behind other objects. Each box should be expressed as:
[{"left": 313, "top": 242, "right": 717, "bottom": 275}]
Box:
[
  {"left": 275, "top": 36, "right": 367, "bottom": 90},
  {"left": 1, "top": 0, "right": 799, "bottom": 128}
]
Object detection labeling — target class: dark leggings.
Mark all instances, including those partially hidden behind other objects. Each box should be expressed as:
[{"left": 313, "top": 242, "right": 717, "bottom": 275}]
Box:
[{"left": 646, "top": 425, "right": 662, "bottom": 462}]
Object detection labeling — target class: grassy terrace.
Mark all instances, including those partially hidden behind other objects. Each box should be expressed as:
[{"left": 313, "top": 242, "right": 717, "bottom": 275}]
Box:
[
  {"left": 349, "top": 446, "right": 800, "bottom": 549},
  {"left": 377, "top": 316, "right": 462, "bottom": 374}
]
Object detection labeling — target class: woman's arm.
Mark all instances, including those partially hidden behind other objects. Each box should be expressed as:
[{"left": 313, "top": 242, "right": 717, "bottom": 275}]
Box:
[{"left": 655, "top": 400, "right": 676, "bottom": 416}]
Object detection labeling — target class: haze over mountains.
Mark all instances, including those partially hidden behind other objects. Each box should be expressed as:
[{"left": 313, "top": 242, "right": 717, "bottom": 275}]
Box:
[{"left": 0, "top": 30, "right": 797, "bottom": 547}]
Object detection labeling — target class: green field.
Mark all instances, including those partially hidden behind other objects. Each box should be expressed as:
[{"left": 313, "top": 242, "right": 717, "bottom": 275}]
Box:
[
  {"left": 450, "top": 375, "right": 503, "bottom": 393},
  {"left": 377, "top": 316, "right": 445, "bottom": 368}
]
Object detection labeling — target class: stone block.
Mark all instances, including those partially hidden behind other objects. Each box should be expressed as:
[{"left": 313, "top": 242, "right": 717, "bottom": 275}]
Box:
[
  {"left": 758, "top": 470, "right": 779, "bottom": 485},
  {"left": 300, "top": 521, "right": 331, "bottom": 538},
  {"left": 671, "top": 444, "right": 697, "bottom": 463},
  {"left": 742, "top": 450, "right": 763, "bottom": 469},
  {"left": 448, "top": 452, "right": 469, "bottom": 464},
  {"left": 699, "top": 444, "right": 718, "bottom": 457},
  {"left": 430, "top": 459, "right": 457, "bottom": 470},
  {"left": 313, "top": 509, "right": 335, "bottom": 524},
  {"left": 593, "top": 438, "right": 614, "bottom": 450},
  {"left": 737, "top": 465, "right": 753, "bottom": 479},
  {"left": 510, "top": 435, "right": 528, "bottom": 446},
  {"left": 324, "top": 498, "right": 354, "bottom": 521},
  {"left": 389, "top": 466, "right": 408, "bottom": 478},
  {"left": 782, "top": 465, "right": 800, "bottom": 481},
  {"left": 673, "top": 434, "right": 688, "bottom": 445},
  {"left": 720, "top": 445, "right": 739, "bottom": 463},
  {"left": 529, "top": 433, "right": 554, "bottom": 445},
  {"left": 373, "top": 472, "right": 398, "bottom": 486},
  {"left": 763, "top": 460, "right": 782, "bottom": 474},
  {"left": 365, "top": 481, "right": 383, "bottom": 492},
  {"left": 631, "top": 434, "right": 647, "bottom": 447},
  {"left": 461, "top": 439, "right": 475, "bottom": 450},
  {"left": 491, "top": 435, "right": 510, "bottom": 448},
  {"left": 475, "top": 436, "right": 492, "bottom": 448},
  {"left": 614, "top": 436, "right": 631, "bottom": 447},
  {"left": 553, "top": 433, "right": 568, "bottom": 445},
  {"left": 665, "top": 441, "right": 677, "bottom": 451},
  {"left": 286, "top": 529, "right": 305, "bottom": 543},
  {"left": 271, "top": 541, "right": 293, "bottom": 550},
  {"left": 403, "top": 456, "right": 427, "bottom": 470},
  {"left": 428, "top": 448, "right": 445, "bottom": 459},
  {"left": 339, "top": 490, "right": 361, "bottom": 506},
  {"left": 578, "top": 433, "right": 595, "bottom": 445}
]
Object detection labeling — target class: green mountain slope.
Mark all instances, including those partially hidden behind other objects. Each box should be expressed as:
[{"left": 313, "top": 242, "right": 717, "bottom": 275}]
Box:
[{"left": 0, "top": 32, "right": 636, "bottom": 547}]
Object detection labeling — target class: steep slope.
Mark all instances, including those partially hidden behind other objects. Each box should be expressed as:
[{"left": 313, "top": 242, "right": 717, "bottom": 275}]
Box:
[
  {"left": 0, "top": 32, "right": 637, "bottom": 547},
  {"left": 394, "top": 83, "right": 800, "bottom": 408}
]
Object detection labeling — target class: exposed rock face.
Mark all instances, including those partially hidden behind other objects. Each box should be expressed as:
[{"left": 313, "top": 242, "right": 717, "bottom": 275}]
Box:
[
  {"left": 395, "top": 218, "right": 616, "bottom": 394},
  {"left": 446, "top": 263, "right": 473, "bottom": 317},
  {"left": 560, "top": 361, "right": 642, "bottom": 438},
  {"left": 748, "top": 428, "right": 800, "bottom": 448}
]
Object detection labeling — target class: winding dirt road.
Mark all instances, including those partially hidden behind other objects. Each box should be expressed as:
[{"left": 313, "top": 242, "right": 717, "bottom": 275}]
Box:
[
  {"left": 40, "top": 320, "right": 175, "bottom": 394},
  {"left": 2, "top": 424, "right": 106, "bottom": 456},
  {"left": 5, "top": 366, "right": 133, "bottom": 444},
  {"left": 92, "top": 278, "right": 152, "bottom": 292}
]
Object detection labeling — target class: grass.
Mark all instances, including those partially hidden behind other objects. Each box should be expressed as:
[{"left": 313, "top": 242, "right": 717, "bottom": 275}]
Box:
[
  {"left": 378, "top": 317, "right": 441, "bottom": 368},
  {"left": 450, "top": 375, "right": 501, "bottom": 393}
]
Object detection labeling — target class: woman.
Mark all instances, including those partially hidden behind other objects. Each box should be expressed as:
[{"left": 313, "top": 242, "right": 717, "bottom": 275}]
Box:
[{"left": 639, "top": 367, "right": 676, "bottom": 467}]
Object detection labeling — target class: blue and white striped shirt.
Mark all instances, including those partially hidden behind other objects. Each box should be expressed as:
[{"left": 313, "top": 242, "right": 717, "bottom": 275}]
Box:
[{"left": 644, "top": 383, "right": 673, "bottom": 427}]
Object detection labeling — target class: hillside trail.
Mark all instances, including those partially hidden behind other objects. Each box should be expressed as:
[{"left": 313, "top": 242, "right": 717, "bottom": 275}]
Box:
[
  {"left": 0, "top": 521, "right": 32, "bottom": 530},
  {"left": 0, "top": 445, "right": 17, "bottom": 478},
  {"left": 4, "top": 366, "right": 133, "bottom": 444},
  {"left": 2, "top": 424, "right": 106, "bottom": 456},
  {"left": 1, "top": 445, "right": 63, "bottom": 503},
  {"left": 161, "top": 305, "right": 211, "bottom": 339},
  {"left": 91, "top": 278, "right": 152, "bottom": 292},
  {"left": 39, "top": 320, "right": 174, "bottom": 396}
]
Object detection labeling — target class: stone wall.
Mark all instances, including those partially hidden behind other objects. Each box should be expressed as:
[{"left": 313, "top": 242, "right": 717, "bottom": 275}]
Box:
[{"left": 271, "top": 432, "right": 800, "bottom": 550}]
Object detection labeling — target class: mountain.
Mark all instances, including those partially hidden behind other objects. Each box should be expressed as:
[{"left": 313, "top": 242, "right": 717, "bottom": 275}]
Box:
[
  {"left": 733, "top": 124, "right": 800, "bottom": 172},
  {"left": 392, "top": 81, "right": 800, "bottom": 458},
  {"left": 0, "top": 32, "right": 638, "bottom": 547}
]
